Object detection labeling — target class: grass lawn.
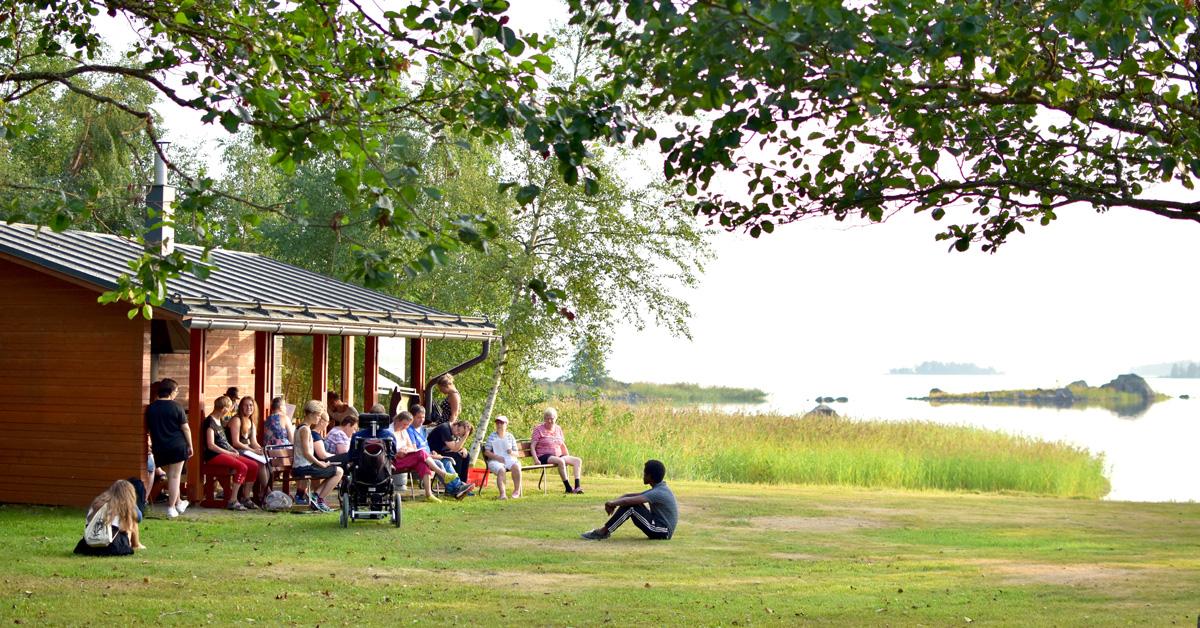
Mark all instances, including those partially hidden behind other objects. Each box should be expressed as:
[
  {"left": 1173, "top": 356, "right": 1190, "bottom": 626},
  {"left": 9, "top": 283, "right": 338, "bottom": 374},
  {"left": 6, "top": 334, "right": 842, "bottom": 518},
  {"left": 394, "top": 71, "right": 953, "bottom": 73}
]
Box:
[{"left": 1, "top": 478, "right": 1198, "bottom": 626}]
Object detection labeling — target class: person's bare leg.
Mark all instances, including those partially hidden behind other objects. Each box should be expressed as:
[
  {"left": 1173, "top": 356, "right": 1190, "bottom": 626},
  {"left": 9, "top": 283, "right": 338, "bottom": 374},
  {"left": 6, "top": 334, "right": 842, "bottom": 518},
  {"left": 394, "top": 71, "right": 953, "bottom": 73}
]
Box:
[
  {"left": 551, "top": 456, "right": 569, "bottom": 482},
  {"left": 495, "top": 469, "right": 507, "bottom": 499},
  {"left": 422, "top": 473, "right": 435, "bottom": 499},
  {"left": 166, "top": 462, "right": 183, "bottom": 509},
  {"left": 318, "top": 469, "right": 342, "bottom": 499},
  {"left": 511, "top": 465, "right": 523, "bottom": 498},
  {"left": 568, "top": 456, "right": 583, "bottom": 480}
]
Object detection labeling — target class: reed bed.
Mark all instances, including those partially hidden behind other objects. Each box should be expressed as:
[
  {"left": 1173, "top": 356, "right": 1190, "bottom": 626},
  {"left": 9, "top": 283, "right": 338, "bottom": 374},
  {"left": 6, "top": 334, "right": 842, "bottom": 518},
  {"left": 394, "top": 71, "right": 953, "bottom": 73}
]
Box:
[{"left": 514, "top": 403, "right": 1110, "bottom": 498}]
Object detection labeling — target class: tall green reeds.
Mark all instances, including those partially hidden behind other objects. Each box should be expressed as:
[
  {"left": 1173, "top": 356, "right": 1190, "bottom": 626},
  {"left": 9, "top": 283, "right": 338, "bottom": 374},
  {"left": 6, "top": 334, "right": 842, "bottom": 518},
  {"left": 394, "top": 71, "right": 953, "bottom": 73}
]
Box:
[{"left": 513, "top": 403, "right": 1109, "bottom": 498}]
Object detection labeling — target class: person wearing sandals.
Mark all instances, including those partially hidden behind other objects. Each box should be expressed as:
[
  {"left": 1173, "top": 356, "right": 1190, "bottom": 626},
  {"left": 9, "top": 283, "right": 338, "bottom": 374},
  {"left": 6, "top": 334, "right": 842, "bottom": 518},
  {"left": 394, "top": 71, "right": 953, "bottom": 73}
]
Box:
[
  {"left": 292, "top": 400, "right": 343, "bottom": 512},
  {"left": 227, "top": 396, "right": 270, "bottom": 507},
  {"left": 201, "top": 396, "right": 259, "bottom": 511},
  {"left": 530, "top": 407, "right": 584, "bottom": 494}
]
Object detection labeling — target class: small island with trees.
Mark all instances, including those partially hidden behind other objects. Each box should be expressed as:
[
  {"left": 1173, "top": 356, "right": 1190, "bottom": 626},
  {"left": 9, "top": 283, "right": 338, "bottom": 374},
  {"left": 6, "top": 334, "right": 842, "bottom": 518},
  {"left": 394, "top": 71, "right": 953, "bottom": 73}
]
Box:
[
  {"left": 890, "top": 361, "right": 999, "bottom": 375},
  {"left": 909, "top": 374, "right": 1171, "bottom": 417}
]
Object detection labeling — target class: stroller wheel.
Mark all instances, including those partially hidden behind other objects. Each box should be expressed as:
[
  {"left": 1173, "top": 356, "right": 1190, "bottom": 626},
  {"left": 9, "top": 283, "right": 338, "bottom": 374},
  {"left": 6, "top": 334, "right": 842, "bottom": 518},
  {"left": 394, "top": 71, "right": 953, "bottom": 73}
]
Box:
[{"left": 391, "top": 493, "right": 402, "bottom": 528}]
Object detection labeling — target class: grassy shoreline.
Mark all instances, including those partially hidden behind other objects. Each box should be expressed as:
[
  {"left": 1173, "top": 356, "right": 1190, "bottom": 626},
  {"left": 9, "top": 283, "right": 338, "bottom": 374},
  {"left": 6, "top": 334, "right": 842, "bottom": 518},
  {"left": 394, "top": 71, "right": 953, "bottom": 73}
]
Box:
[{"left": 512, "top": 402, "right": 1109, "bottom": 499}]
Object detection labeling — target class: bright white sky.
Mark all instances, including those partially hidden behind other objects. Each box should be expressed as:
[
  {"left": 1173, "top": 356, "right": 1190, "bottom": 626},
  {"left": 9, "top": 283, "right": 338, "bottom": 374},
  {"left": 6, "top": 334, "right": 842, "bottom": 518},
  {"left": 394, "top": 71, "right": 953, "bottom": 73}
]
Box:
[{"left": 96, "top": 4, "right": 1200, "bottom": 391}]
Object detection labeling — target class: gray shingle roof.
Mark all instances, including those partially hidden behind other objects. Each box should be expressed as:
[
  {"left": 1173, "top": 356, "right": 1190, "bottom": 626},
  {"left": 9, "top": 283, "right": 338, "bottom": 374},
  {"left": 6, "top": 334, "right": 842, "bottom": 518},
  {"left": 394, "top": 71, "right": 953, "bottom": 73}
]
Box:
[{"left": 0, "top": 223, "right": 495, "bottom": 339}]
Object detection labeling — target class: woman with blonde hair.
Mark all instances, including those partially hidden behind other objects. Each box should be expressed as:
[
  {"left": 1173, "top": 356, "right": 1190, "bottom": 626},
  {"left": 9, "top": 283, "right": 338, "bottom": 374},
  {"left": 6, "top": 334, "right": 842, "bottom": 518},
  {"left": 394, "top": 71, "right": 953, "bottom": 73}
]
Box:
[
  {"left": 74, "top": 480, "right": 143, "bottom": 556},
  {"left": 227, "top": 396, "right": 269, "bottom": 508},
  {"left": 292, "top": 400, "right": 343, "bottom": 512}
]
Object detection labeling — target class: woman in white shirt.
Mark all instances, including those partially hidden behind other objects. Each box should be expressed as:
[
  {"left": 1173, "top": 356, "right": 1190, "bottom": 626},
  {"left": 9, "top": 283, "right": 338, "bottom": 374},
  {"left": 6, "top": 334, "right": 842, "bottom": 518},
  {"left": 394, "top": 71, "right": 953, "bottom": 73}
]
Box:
[{"left": 483, "top": 415, "right": 522, "bottom": 499}]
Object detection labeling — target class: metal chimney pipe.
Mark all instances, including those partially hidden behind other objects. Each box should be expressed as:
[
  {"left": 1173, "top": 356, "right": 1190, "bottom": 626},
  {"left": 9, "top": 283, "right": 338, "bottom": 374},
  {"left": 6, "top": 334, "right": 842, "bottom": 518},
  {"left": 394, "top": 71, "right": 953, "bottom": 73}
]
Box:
[
  {"left": 153, "top": 142, "right": 168, "bottom": 186},
  {"left": 146, "top": 141, "right": 175, "bottom": 256}
]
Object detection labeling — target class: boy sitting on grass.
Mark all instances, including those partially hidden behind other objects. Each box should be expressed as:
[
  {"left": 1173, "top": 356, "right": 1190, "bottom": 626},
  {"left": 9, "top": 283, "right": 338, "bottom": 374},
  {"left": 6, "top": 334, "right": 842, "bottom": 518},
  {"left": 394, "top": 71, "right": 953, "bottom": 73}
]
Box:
[{"left": 580, "top": 459, "right": 677, "bottom": 541}]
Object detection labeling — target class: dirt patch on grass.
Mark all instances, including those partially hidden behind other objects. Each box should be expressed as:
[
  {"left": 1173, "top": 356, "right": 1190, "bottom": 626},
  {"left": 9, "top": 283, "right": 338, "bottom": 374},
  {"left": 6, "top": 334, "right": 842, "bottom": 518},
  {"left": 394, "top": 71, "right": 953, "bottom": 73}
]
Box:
[
  {"left": 963, "top": 559, "right": 1152, "bottom": 587},
  {"left": 256, "top": 560, "right": 590, "bottom": 592},
  {"left": 749, "top": 516, "right": 886, "bottom": 533},
  {"left": 768, "top": 552, "right": 822, "bottom": 561},
  {"left": 468, "top": 570, "right": 592, "bottom": 590},
  {"left": 817, "top": 505, "right": 924, "bottom": 519}
]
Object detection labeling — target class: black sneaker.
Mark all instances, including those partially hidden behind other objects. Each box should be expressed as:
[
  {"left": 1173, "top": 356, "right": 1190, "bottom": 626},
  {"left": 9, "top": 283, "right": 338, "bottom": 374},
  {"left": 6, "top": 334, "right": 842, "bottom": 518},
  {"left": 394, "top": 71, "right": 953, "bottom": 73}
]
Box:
[{"left": 580, "top": 529, "right": 610, "bottom": 540}]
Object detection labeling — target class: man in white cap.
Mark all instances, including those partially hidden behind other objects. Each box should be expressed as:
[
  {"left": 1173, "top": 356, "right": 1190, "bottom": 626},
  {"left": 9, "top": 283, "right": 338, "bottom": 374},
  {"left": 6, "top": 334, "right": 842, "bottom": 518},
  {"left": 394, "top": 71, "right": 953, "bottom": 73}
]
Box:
[{"left": 482, "top": 415, "right": 523, "bottom": 499}]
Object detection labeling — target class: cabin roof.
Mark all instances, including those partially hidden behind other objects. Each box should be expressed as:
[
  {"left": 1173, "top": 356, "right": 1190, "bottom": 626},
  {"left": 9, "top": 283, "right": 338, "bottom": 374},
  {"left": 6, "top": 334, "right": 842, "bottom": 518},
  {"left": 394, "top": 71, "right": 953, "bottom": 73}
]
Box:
[{"left": 0, "top": 223, "right": 495, "bottom": 340}]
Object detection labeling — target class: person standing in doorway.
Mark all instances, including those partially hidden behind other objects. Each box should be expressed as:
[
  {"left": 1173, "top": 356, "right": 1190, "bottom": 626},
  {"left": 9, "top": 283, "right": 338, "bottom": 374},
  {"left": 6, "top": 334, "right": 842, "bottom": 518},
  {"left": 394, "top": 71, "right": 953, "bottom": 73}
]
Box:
[{"left": 144, "top": 378, "right": 191, "bottom": 519}]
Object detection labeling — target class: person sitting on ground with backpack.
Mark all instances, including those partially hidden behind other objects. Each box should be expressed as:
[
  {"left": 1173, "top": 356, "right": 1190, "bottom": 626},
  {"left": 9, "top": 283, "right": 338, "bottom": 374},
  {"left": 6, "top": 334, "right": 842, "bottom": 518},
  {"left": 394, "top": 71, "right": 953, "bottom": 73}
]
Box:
[{"left": 75, "top": 479, "right": 144, "bottom": 556}]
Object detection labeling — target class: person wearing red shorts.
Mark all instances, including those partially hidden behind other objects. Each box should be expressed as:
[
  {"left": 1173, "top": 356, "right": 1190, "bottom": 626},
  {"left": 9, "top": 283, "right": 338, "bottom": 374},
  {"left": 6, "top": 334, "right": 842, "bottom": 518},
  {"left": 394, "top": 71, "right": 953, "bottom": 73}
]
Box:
[{"left": 201, "top": 396, "right": 258, "bottom": 511}]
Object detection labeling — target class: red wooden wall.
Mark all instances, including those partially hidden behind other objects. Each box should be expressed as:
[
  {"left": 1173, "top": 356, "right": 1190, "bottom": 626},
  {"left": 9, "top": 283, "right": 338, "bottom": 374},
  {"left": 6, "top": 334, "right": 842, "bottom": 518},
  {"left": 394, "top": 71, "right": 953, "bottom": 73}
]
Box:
[{"left": 0, "top": 258, "right": 151, "bottom": 507}]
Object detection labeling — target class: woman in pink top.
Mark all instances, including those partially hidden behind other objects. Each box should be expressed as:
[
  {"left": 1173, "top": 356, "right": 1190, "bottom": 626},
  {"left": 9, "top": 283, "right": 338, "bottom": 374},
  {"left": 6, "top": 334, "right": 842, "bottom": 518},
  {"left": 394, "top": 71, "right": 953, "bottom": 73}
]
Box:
[{"left": 530, "top": 407, "right": 584, "bottom": 494}]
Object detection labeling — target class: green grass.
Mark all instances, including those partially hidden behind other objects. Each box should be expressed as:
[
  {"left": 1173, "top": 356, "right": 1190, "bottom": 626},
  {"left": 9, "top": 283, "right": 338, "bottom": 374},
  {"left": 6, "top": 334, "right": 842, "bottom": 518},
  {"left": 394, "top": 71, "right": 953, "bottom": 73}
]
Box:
[
  {"left": 538, "top": 379, "right": 768, "bottom": 404},
  {"left": 1, "top": 479, "right": 1197, "bottom": 626},
  {"left": 504, "top": 403, "right": 1109, "bottom": 499}
]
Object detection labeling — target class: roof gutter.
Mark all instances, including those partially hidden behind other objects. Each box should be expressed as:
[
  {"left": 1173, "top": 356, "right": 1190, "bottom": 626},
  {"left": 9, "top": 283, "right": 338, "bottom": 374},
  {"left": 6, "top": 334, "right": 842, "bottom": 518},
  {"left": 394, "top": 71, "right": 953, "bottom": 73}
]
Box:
[
  {"left": 187, "top": 318, "right": 495, "bottom": 341},
  {"left": 424, "top": 340, "right": 492, "bottom": 414}
]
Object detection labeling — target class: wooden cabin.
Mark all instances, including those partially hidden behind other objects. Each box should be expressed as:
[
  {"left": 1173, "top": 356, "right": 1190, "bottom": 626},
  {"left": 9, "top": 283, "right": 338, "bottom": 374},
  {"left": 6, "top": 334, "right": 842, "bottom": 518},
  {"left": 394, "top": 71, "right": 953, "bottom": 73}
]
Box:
[{"left": 0, "top": 223, "right": 495, "bottom": 507}]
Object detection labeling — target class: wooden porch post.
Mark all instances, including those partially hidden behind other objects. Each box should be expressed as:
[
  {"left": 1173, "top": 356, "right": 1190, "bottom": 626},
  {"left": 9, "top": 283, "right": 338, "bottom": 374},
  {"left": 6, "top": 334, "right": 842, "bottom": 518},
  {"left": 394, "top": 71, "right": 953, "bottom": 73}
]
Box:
[
  {"left": 362, "top": 335, "right": 379, "bottom": 410},
  {"left": 409, "top": 337, "right": 427, "bottom": 404},
  {"left": 311, "top": 334, "right": 328, "bottom": 403},
  {"left": 340, "top": 336, "right": 355, "bottom": 407},
  {"left": 254, "top": 331, "right": 273, "bottom": 435},
  {"left": 187, "top": 328, "right": 206, "bottom": 502}
]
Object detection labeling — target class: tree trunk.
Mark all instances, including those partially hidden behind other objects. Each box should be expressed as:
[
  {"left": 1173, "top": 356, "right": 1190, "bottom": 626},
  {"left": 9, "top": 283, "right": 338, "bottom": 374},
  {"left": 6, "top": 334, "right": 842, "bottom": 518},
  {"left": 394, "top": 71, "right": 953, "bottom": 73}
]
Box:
[{"left": 469, "top": 331, "right": 510, "bottom": 463}]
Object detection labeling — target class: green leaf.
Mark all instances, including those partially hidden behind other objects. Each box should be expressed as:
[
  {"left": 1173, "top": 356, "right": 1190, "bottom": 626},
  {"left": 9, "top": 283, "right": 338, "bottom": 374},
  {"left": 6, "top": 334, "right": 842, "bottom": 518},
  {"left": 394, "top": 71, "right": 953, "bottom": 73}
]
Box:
[
  {"left": 919, "top": 148, "right": 939, "bottom": 168},
  {"left": 515, "top": 184, "right": 541, "bottom": 205}
]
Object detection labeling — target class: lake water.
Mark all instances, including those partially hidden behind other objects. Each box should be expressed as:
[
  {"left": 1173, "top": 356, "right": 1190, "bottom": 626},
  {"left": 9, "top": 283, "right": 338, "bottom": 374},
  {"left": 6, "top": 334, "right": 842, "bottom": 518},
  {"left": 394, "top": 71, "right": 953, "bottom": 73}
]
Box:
[{"left": 726, "top": 374, "right": 1198, "bottom": 503}]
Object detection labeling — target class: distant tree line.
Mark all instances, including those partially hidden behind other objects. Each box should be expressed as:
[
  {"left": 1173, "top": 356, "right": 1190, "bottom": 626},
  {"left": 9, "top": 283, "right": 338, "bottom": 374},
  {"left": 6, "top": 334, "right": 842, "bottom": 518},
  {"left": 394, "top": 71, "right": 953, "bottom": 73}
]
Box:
[
  {"left": 1168, "top": 362, "right": 1200, "bottom": 378},
  {"left": 890, "top": 361, "right": 999, "bottom": 375}
]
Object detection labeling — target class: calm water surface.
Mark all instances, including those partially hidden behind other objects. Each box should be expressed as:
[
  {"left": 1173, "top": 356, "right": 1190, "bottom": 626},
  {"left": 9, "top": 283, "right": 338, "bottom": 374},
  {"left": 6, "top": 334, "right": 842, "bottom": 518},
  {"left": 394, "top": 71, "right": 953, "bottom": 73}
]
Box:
[{"left": 730, "top": 374, "right": 1198, "bottom": 503}]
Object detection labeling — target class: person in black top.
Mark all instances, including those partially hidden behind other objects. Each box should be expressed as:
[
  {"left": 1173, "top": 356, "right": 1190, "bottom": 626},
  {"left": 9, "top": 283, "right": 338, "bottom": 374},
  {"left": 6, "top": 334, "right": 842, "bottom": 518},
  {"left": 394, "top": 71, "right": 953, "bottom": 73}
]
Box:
[
  {"left": 427, "top": 419, "right": 473, "bottom": 479},
  {"left": 144, "top": 379, "right": 192, "bottom": 519}
]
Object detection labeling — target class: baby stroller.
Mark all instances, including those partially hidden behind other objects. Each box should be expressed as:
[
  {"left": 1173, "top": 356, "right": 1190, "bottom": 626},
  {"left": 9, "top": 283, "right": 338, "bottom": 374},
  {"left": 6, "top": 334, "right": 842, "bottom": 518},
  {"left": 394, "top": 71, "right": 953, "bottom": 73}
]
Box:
[{"left": 339, "top": 413, "right": 401, "bottom": 528}]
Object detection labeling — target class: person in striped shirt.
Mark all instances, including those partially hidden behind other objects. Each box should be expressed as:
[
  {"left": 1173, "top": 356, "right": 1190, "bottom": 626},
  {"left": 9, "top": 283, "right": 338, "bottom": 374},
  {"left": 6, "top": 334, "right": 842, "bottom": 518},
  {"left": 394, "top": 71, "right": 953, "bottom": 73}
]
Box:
[{"left": 530, "top": 407, "right": 584, "bottom": 494}]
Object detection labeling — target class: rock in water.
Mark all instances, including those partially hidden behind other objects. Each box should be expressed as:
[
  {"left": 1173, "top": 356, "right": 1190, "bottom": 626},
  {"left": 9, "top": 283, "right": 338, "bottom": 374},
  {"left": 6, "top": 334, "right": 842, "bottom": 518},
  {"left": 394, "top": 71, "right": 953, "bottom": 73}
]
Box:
[
  {"left": 804, "top": 404, "right": 838, "bottom": 418},
  {"left": 1101, "top": 374, "right": 1155, "bottom": 399}
]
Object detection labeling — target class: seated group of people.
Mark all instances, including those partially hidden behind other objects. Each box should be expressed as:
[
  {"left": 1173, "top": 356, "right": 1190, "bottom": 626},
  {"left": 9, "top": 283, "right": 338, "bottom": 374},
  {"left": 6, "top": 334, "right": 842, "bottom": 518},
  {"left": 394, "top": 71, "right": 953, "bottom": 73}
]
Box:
[{"left": 482, "top": 407, "right": 585, "bottom": 499}]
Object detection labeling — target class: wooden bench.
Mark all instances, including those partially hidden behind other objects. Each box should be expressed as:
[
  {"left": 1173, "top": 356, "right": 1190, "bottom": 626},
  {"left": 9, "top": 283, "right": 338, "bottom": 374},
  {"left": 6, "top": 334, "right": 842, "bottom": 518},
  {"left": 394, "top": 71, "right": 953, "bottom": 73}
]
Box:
[
  {"left": 479, "top": 439, "right": 555, "bottom": 495},
  {"left": 201, "top": 448, "right": 290, "bottom": 508},
  {"left": 201, "top": 465, "right": 236, "bottom": 508},
  {"left": 266, "top": 445, "right": 294, "bottom": 494}
]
